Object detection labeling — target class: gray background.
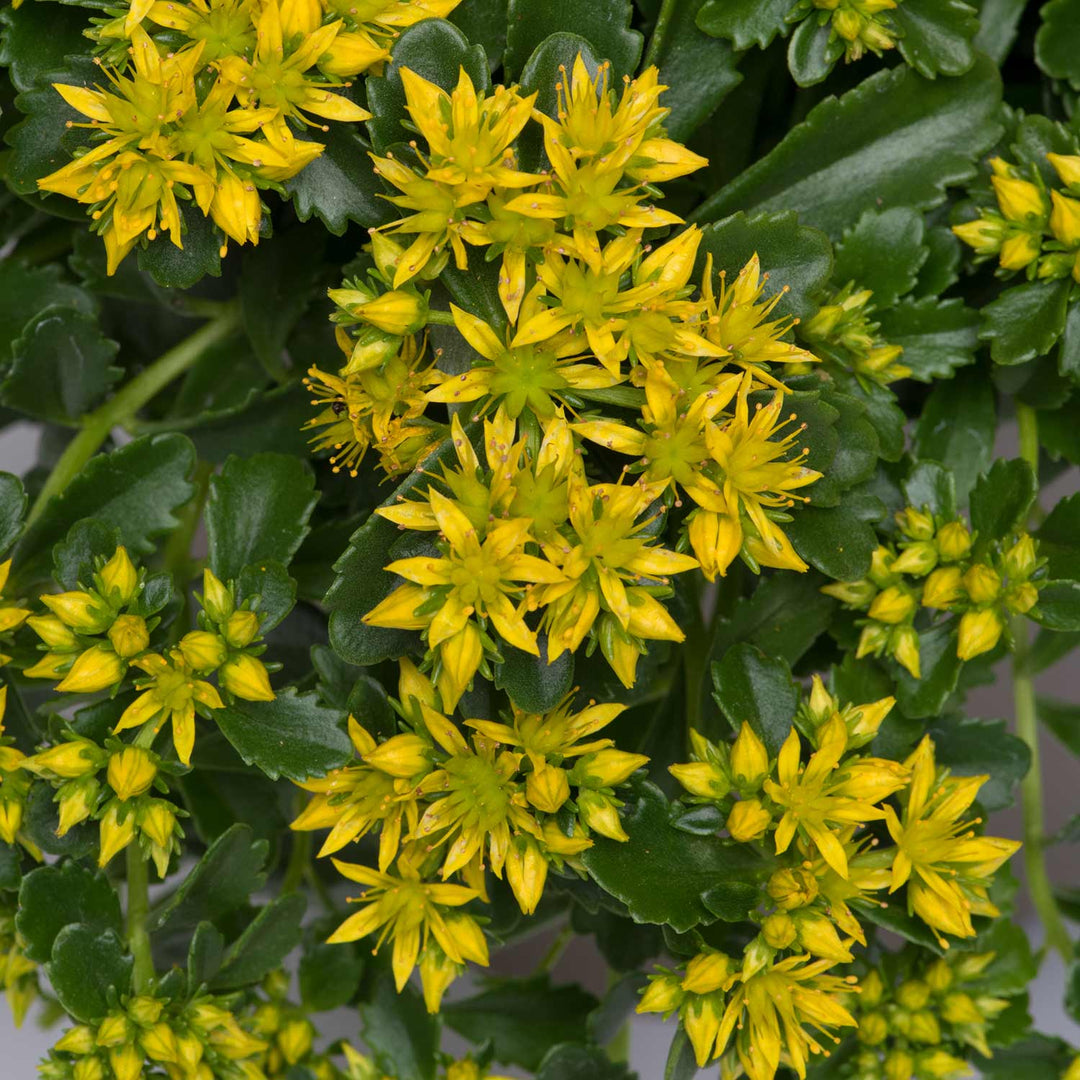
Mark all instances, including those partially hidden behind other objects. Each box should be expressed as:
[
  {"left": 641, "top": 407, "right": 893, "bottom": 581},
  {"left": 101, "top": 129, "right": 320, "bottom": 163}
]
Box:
[{"left": 2, "top": 419, "right": 1078, "bottom": 1075}]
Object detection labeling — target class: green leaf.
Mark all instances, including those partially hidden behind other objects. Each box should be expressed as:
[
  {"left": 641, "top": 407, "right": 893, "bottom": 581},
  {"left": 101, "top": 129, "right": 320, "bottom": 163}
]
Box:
[
  {"left": 284, "top": 128, "right": 394, "bottom": 236},
  {"left": 17, "top": 861, "right": 123, "bottom": 963},
  {"left": 535, "top": 1045, "right": 634, "bottom": 1080},
  {"left": 1031, "top": 626, "right": 1080, "bottom": 674},
  {"left": 359, "top": 974, "right": 439, "bottom": 1080},
  {"left": 974, "top": 0, "right": 1027, "bottom": 64},
  {"left": 212, "top": 893, "right": 306, "bottom": 990},
  {"left": 188, "top": 383, "right": 313, "bottom": 462},
  {"left": 504, "top": 0, "right": 643, "bottom": 79},
  {"left": 0, "top": 3, "right": 93, "bottom": 93},
  {"left": 19, "top": 783, "right": 96, "bottom": 857},
  {"left": 693, "top": 55, "right": 1002, "bottom": 238},
  {"left": 927, "top": 716, "right": 1029, "bottom": 810},
  {"left": 1059, "top": 299, "right": 1080, "bottom": 383},
  {"left": 914, "top": 225, "right": 962, "bottom": 298},
  {"left": 651, "top": 0, "right": 742, "bottom": 141},
  {"left": 14, "top": 433, "right": 196, "bottom": 584},
  {"left": 665, "top": 1028, "right": 698, "bottom": 1080},
  {"left": 443, "top": 977, "right": 598, "bottom": 1070},
  {"left": 188, "top": 922, "right": 225, "bottom": 989},
  {"left": 711, "top": 643, "right": 797, "bottom": 755},
  {"left": 0, "top": 844, "right": 21, "bottom": 892},
  {"left": 236, "top": 560, "right": 297, "bottom": 632},
  {"left": 2, "top": 306, "right": 120, "bottom": 423},
  {"left": 696, "top": 210, "right": 833, "bottom": 321},
  {"left": 449, "top": 0, "right": 509, "bottom": 69},
  {"left": 0, "top": 473, "right": 27, "bottom": 555},
  {"left": 366, "top": 20, "right": 489, "bottom": 153},
  {"left": 786, "top": 17, "right": 843, "bottom": 88},
  {"left": 49, "top": 925, "right": 133, "bottom": 1023},
  {"left": 1035, "top": 493, "right": 1080, "bottom": 580},
  {"left": 831, "top": 208, "right": 927, "bottom": 307},
  {"left": 1030, "top": 581, "right": 1080, "bottom": 632},
  {"left": 206, "top": 453, "right": 318, "bottom": 581},
  {"left": 4, "top": 76, "right": 88, "bottom": 200},
  {"left": 695, "top": 0, "right": 791, "bottom": 49},
  {"left": 892, "top": 0, "right": 979, "bottom": 78},
  {"left": 913, "top": 366, "right": 996, "bottom": 505},
  {"left": 969, "top": 459, "right": 1037, "bottom": 545},
  {"left": 980, "top": 279, "right": 1071, "bottom": 366},
  {"left": 965, "top": 918, "right": 1038, "bottom": 997},
  {"left": 582, "top": 782, "right": 767, "bottom": 933},
  {"left": 149, "top": 823, "right": 268, "bottom": 932},
  {"left": 1035, "top": 0, "right": 1080, "bottom": 87},
  {"left": 978, "top": 1035, "right": 1074, "bottom": 1078},
  {"left": 787, "top": 494, "right": 882, "bottom": 581},
  {"left": 877, "top": 297, "right": 979, "bottom": 381},
  {"left": 853, "top": 894, "right": 946, "bottom": 953},
  {"left": 894, "top": 625, "right": 962, "bottom": 719},
  {"left": 137, "top": 203, "right": 222, "bottom": 290},
  {"left": 213, "top": 688, "right": 352, "bottom": 783},
  {"left": 0, "top": 260, "right": 95, "bottom": 364},
  {"left": 299, "top": 930, "right": 364, "bottom": 1012},
  {"left": 494, "top": 635, "right": 574, "bottom": 714},
  {"left": 903, "top": 461, "right": 957, "bottom": 520}
]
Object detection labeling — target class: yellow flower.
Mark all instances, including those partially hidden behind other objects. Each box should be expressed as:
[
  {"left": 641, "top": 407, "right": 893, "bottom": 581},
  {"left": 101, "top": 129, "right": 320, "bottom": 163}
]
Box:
[
  {"left": 989, "top": 157, "right": 1048, "bottom": 223},
  {"left": 106, "top": 747, "right": 158, "bottom": 801},
  {"left": 726, "top": 798, "right": 771, "bottom": 842},
  {"left": 1050, "top": 190, "right": 1080, "bottom": 246},
  {"left": 22, "top": 738, "right": 105, "bottom": 781},
  {"left": 951, "top": 216, "right": 1006, "bottom": 256},
  {"left": 730, "top": 722, "right": 769, "bottom": 790},
  {"left": 884, "top": 736, "right": 1020, "bottom": 946},
  {"left": 329, "top": 284, "right": 429, "bottom": 337},
  {"left": 144, "top": 0, "right": 257, "bottom": 63},
  {"left": 113, "top": 651, "right": 224, "bottom": 766},
  {"left": 218, "top": 653, "right": 275, "bottom": 701},
  {"left": 328, "top": 856, "right": 488, "bottom": 992},
  {"left": 956, "top": 608, "right": 1004, "bottom": 661},
  {"left": 0, "top": 687, "right": 31, "bottom": 846},
  {"left": 763, "top": 716, "right": 908, "bottom": 879},
  {"left": 1048, "top": 152, "right": 1080, "bottom": 188}
]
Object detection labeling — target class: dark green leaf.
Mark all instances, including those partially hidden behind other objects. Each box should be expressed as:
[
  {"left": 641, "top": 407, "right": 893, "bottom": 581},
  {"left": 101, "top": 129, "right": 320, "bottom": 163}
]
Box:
[
  {"left": 978, "top": 1035, "right": 1074, "bottom": 1078},
  {"left": 980, "top": 279, "right": 1071, "bottom": 366},
  {"left": 914, "top": 225, "right": 962, "bottom": 298},
  {"left": 582, "top": 782, "right": 767, "bottom": 933},
  {"left": 214, "top": 688, "right": 351, "bottom": 783},
  {"left": 878, "top": 297, "right": 979, "bottom": 381},
  {"left": 504, "top": 0, "right": 642, "bottom": 79},
  {"left": 494, "top": 635, "right": 573, "bottom": 713},
  {"left": 913, "top": 366, "right": 996, "bottom": 505},
  {"left": 20, "top": 782, "right": 96, "bottom": 857},
  {"left": 188, "top": 383, "right": 313, "bottom": 462},
  {"left": 695, "top": 0, "right": 791, "bottom": 49},
  {"left": 443, "top": 977, "right": 597, "bottom": 1070},
  {"left": 969, "top": 459, "right": 1037, "bottom": 545},
  {"left": 17, "top": 861, "right": 123, "bottom": 963},
  {"left": 284, "top": 128, "right": 394, "bottom": 236},
  {"left": 665, "top": 1028, "right": 697, "bottom": 1080},
  {"left": 1035, "top": 0, "right": 1080, "bottom": 87},
  {"left": 5, "top": 78, "right": 90, "bottom": 199},
  {"left": 0, "top": 473, "right": 27, "bottom": 555},
  {"left": 786, "top": 17, "right": 842, "bottom": 88},
  {"left": 212, "top": 893, "right": 306, "bottom": 990},
  {"left": 449, "top": 0, "right": 509, "bottom": 69},
  {"left": 0, "top": 3, "right": 93, "bottom": 93},
  {"left": 0, "top": 260, "right": 95, "bottom": 364},
  {"left": 697, "top": 210, "right": 833, "bottom": 321},
  {"left": 206, "top": 453, "right": 318, "bottom": 581},
  {"left": 2, "top": 306, "right": 120, "bottom": 423},
  {"left": 52, "top": 518, "right": 122, "bottom": 590},
  {"left": 964, "top": 918, "right": 1038, "bottom": 996},
  {"left": 787, "top": 495, "right": 881, "bottom": 581},
  {"left": 694, "top": 55, "right": 1002, "bottom": 238},
  {"left": 49, "top": 925, "right": 132, "bottom": 1023},
  {"left": 188, "top": 922, "right": 225, "bottom": 989},
  {"left": 1031, "top": 626, "right": 1080, "bottom": 674},
  {"left": 853, "top": 895, "right": 946, "bottom": 953},
  {"left": 892, "top": 0, "right": 978, "bottom": 78},
  {"left": 360, "top": 974, "right": 439, "bottom": 1080},
  {"left": 149, "top": 823, "right": 268, "bottom": 931},
  {"left": 0, "top": 844, "right": 21, "bottom": 892},
  {"left": 927, "top": 715, "right": 1029, "bottom": 810},
  {"left": 137, "top": 204, "right": 222, "bottom": 290},
  {"left": 535, "top": 1044, "right": 634, "bottom": 1080},
  {"left": 1035, "top": 493, "right": 1080, "bottom": 580},
  {"left": 237, "top": 560, "right": 297, "bottom": 632},
  {"left": 711, "top": 643, "right": 797, "bottom": 755},
  {"left": 1030, "top": 581, "right": 1080, "bottom": 632},
  {"left": 974, "top": 0, "right": 1027, "bottom": 64},
  {"left": 903, "top": 461, "right": 957, "bottom": 520},
  {"left": 299, "top": 932, "right": 364, "bottom": 1012},
  {"left": 14, "top": 433, "right": 196, "bottom": 584},
  {"left": 894, "top": 625, "right": 962, "bottom": 719},
  {"left": 831, "top": 208, "right": 927, "bottom": 308},
  {"left": 588, "top": 972, "right": 647, "bottom": 1046},
  {"left": 651, "top": 0, "right": 742, "bottom": 141}
]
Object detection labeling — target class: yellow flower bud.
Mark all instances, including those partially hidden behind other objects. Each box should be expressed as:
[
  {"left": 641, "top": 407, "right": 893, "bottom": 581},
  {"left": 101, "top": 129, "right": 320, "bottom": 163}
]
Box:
[
  {"left": 868, "top": 585, "right": 916, "bottom": 624},
  {"left": 444, "top": 910, "right": 489, "bottom": 966},
  {"left": 349, "top": 289, "right": 428, "bottom": 336},
  {"left": 22, "top": 652, "right": 72, "bottom": 681},
  {"left": 526, "top": 763, "right": 570, "bottom": 813},
  {"left": 201, "top": 569, "right": 234, "bottom": 623},
  {"left": 344, "top": 332, "right": 402, "bottom": 375},
  {"left": 98, "top": 800, "right": 137, "bottom": 867},
  {"left": 941, "top": 991, "right": 982, "bottom": 1025},
  {"left": 98, "top": 547, "right": 139, "bottom": 605},
  {"left": 362, "top": 733, "right": 430, "bottom": 778},
  {"left": 760, "top": 912, "right": 797, "bottom": 950},
  {"left": 0, "top": 798, "right": 23, "bottom": 845},
  {"left": 726, "top": 798, "right": 771, "bottom": 842},
  {"left": 963, "top": 563, "right": 1001, "bottom": 604},
  {"left": 107, "top": 747, "right": 157, "bottom": 800},
  {"left": 999, "top": 230, "right": 1042, "bottom": 269},
  {"left": 1005, "top": 581, "right": 1039, "bottom": 614},
  {"left": 896, "top": 507, "right": 936, "bottom": 541},
  {"left": 140, "top": 1021, "right": 179, "bottom": 1063},
  {"left": 681, "top": 950, "right": 735, "bottom": 995},
  {"left": 541, "top": 818, "right": 592, "bottom": 857},
  {"left": 884, "top": 1048, "right": 914, "bottom": 1080},
  {"left": 179, "top": 631, "right": 228, "bottom": 673},
  {"left": 957, "top": 607, "right": 1005, "bottom": 661},
  {"left": 505, "top": 835, "right": 548, "bottom": 915},
  {"left": 26, "top": 614, "right": 79, "bottom": 650},
  {"left": 223, "top": 610, "right": 260, "bottom": 649},
  {"left": 793, "top": 910, "right": 852, "bottom": 962},
  {"left": 138, "top": 800, "right": 177, "bottom": 849},
  {"left": 921, "top": 565, "right": 964, "bottom": 610},
  {"left": 24, "top": 739, "right": 104, "bottom": 780},
  {"left": 397, "top": 656, "right": 438, "bottom": 712},
  {"left": 952, "top": 951, "right": 995, "bottom": 980},
  {"left": 55, "top": 1026, "right": 96, "bottom": 1054},
  {"left": 869, "top": 545, "right": 896, "bottom": 587},
  {"left": 935, "top": 521, "right": 972, "bottom": 562},
  {"left": 1051, "top": 190, "right": 1080, "bottom": 246},
  {"left": 417, "top": 947, "right": 459, "bottom": 1015},
  {"left": 55, "top": 643, "right": 126, "bottom": 693},
  {"left": 73, "top": 1057, "right": 106, "bottom": 1080},
  {"left": 848, "top": 695, "right": 894, "bottom": 745},
  {"left": 952, "top": 216, "right": 1006, "bottom": 255},
  {"left": 767, "top": 867, "right": 818, "bottom": 910},
  {"left": 892, "top": 624, "right": 922, "bottom": 679},
  {"left": 57, "top": 777, "right": 101, "bottom": 837},
  {"left": 1049, "top": 153, "right": 1080, "bottom": 187},
  {"left": 277, "top": 1018, "right": 314, "bottom": 1065},
  {"left": 1003, "top": 534, "right": 1038, "bottom": 580},
  {"left": 668, "top": 761, "right": 729, "bottom": 799},
  {"left": 891, "top": 541, "right": 938, "bottom": 577},
  {"left": 908, "top": 1010, "right": 941, "bottom": 1044},
  {"left": 807, "top": 675, "right": 835, "bottom": 723},
  {"left": 96, "top": 1012, "right": 132, "bottom": 1047},
  {"left": 1065, "top": 1055, "right": 1080, "bottom": 1080},
  {"left": 218, "top": 654, "right": 274, "bottom": 701},
  {"left": 832, "top": 7, "right": 864, "bottom": 42},
  {"left": 128, "top": 996, "right": 163, "bottom": 1028},
  {"left": 108, "top": 614, "right": 149, "bottom": 659},
  {"left": 860, "top": 969, "right": 885, "bottom": 1007},
  {"left": 682, "top": 990, "right": 725, "bottom": 1068},
  {"left": 820, "top": 579, "right": 878, "bottom": 606},
  {"left": 896, "top": 979, "right": 930, "bottom": 1010},
  {"left": 990, "top": 161, "right": 1047, "bottom": 222},
  {"left": 729, "top": 722, "right": 769, "bottom": 790},
  {"left": 919, "top": 1050, "right": 973, "bottom": 1078},
  {"left": 857, "top": 1011, "right": 888, "bottom": 1046},
  {"left": 923, "top": 958, "right": 953, "bottom": 993},
  {"left": 369, "top": 232, "right": 407, "bottom": 282},
  {"left": 109, "top": 1044, "right": 143, "bottom": 1080},
  {"left": 577, "top": 789, "right": 628, "bottom": 841},
  {"left": 570, "top": 748, "right": 648, "bottom": 788},
  {"left": 636, "top": 973, "right": 684, "bottom": 1016}
]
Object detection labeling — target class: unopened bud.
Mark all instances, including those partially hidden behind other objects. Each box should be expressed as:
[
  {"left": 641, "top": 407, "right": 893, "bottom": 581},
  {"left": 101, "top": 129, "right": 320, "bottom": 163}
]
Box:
[
  {"left": 767, "top": 867, "right": 818, "bottom": 910},
  {"left": 577, "top": 790, "right": 628, "bottom": 841},
  {"left": 201, "top": 570, "right": 234, "bottom": 623},
  {"left": 935, "top": 521, "right": 973, "bottom": 562},
  {"left": 891, "top": 541, "right": 938, "bottom": 578},
  {"left": 868, "top": 585, "right": 916, "bottom": 624},
  {"left": 219, "top": 654, "right": 274, "bottom": 702},
  {"left": 55, "top": 643, "right": 125, "bottom": 693},
  {"left": 571, "top": 748, "right": 648, "bottom": 788},
  {"left": 1003, "top": 534, "right": 1038, "bottom": 580},
  {"left": 98, "top": 547, "right": 139, "bottom": 606},
  {"left": 896, "top": 507, "right": 935, "bottom": 541},
  {"left": 730, "top": 722, "right": 769, "bottom": 790},
  {"left": 1005, "top": 581, "right": 1039, "bottom": 614},
  {"left": 108, "top": 615, "right": 149, "bottom": 659},
  {"left": 223, "top": 610, "right": 260, "bottom": 649},
  {"left": 726, "top": 798, "right": 771, "bottom": 842},
  {"left": 526, "top": 763, "right": 570, "bottom": 813},
  {"left": 957, "top": 608, "right": 1004, "bottom": 661},
  {"left": 40, "top": 591, "right": 112, "bottom": 634},
  {"left": 963, "top": 563, "right": 1001, "bottom": 604},
  {"left": 505, "top": 835, "right": 548, "bottom": 916},
  {"left": 892, "top": 624, "right": 922, "bottom": 679},
  {"left": 363, "top": 733, "right": 430, "bottom": 778},
  {"left": 922, "top": 566, "right": 964, "bottom": 610},
  {"left": 858, "top": 1011, "right": 888, "bottom": 1046},
  {"left": 107, "top": 747, "right": 157, "bottom": 801},
  {"left": 760, "top": 912, "right": 796, "bottom": 950}
]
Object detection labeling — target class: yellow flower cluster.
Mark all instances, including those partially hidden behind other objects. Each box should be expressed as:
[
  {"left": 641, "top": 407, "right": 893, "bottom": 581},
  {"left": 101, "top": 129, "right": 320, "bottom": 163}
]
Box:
[
  {"left": 848, "top": 951, "right": 1011, "bottom": 1080},
  {"left": 248, "top": 971, "right": 332, "bottom": 1079},
  {"left": 0, "top": 560, "right": 31, "bottom": 665},
  {"left": 41, "top": 992, "right": 268, "bottom": 1080},
  {"left": 822, "top": 506, "right": 1043, "bottom": 677},
  {"left": 0, "top": 897, "right": 37, "bottom": 1028},
  {"left": 293, "top": 660, "right": 647, "bottom": 1010},
  {"left": 307, "top": 58, "right": 826, "bottom": 630},
  {"left": 790, "top": 0, "right": 901, "bottom": 62},
  {"left": 953, "top": 153, "right": 1080, "bottom": 280},
  {"left": 653, "top": 678, "right": 1019, "bottom": 1077},
  {"left": 340, "top": 1045, "right": 511, "bottom": 1080},
  {"left": 801, "top": 281, "right": 909, "bottom": 386},
  {"left": 26, "top": 556, "right": 276, "bottom": 767},
  {"left": 0, "top": 686, "right": 34, "bottom": 850},
  {"left": 37, "top": 0, "right": 462, "bottom": 272}
]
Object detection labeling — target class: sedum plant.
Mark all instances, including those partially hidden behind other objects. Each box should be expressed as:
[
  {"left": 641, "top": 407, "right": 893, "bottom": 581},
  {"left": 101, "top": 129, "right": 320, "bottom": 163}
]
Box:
[{"left": 1, "top": 0, "right": 1080, "bottom": 1078}]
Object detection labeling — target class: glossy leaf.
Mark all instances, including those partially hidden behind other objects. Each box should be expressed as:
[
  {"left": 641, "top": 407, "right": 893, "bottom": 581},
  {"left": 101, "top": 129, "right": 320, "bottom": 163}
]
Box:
[
  {"left": 17, "top": 861, "right": 122, "bottom": 963},
  {"left": 980, "top": 279, "right": 1071, "bottom": 366},
  {"left": 787, "top": 492, "right": 883, "bottom": 581},
  {"left": 211, "top": 893, "right": 306, "bottom": 990},
  {"left": 1035, "top": 0, "right": 1080, "bottom": 87},
  {"left": 831, "top": 208, "right": 927, "bottom": 308},
  {"left": 494, "top": 635, "right": 574, "bottom": 714},
  {"left": 695, "top": 0, "right": 791, "bottom": 49},
  {"left": 927, "top": 715, "right": 1029, "bottom": 810},
  {"left": 535, "top": 1045, "right": 635, "bottom": 1080},
  {"left": 878, "top": 297, "right": 979, "bottom": 381},
  {"left": 970, "top": 459, "right": 1037, "bottom": 546},
  {"left": 892, "top": 0, "right": 979, "bottom": 78},
  {"left": 137, "top": 204, "right": 222, "bottom": 290},
  {"left": 711, "top": 642, "right": 797, "bottom": 755},
  {"left": 0, "top": 259, "right": 95, "bottom": 364},
  {"left": 48, "top": 925, "right": 132, "bottom": 1023},
  {"left": 360, "top": 975, "right": 439, "bottom": 1080},
  {"left": 1030, "top": 581, "right": 1080, "bottom": 632},
  {"left": 786, "top": 17, "right": 842, "bottom": 88},
  {"left": 0, "top": 2, "right": 93, "bottom": 93},
  {"left": 0, "top": 473, "right": 26, "bottom": 555}
]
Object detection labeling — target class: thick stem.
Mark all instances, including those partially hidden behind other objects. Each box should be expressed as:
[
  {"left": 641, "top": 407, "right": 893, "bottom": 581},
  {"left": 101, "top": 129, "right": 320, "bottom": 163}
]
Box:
[
  {"left": 1012, "top": 402, "right": 1072, "bottom": 960},
  {"left": 126, "top": 842, "right": 155, "bottom": 994},
  {"left": 26, "top": 306, "right": 240, "bottom": 528},
  {"left": 426, "top": 309, "right": 458, "bottom": 327},
  {"left": 643, "top": 0, "right": 679, "bottom": 69}
]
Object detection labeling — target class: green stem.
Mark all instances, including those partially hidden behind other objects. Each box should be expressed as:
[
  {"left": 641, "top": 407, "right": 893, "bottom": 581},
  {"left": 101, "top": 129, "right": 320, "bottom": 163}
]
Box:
[
  {"left": 643, "top": 0, "right": 679, "bottom": 68},
  {"left": 126, "top": 843, "right": 155, "bottom": 994},
  {"left": 683, "top": 586, "right": 708, "bottom": 741},
  {"left": 604, "top": 970, "right": 631, "bottom": 1064},
  {"left": 1012, "top": 402, "right": 1072, "bottom": 961},
  {"left": 26, "top": 306, "right": 241, "bottom": 529},
  {"left": 282, "top": 830, "right": 312, "bottom": 895},
  {"left": 536, "top": 921, "right": 574, "bottom": 974},
  {"left": 426, "top": 309, "right": 457, "bottom": 327},
  {"left": 161, "top": 462, "right": 213, "bottom": 641}
]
